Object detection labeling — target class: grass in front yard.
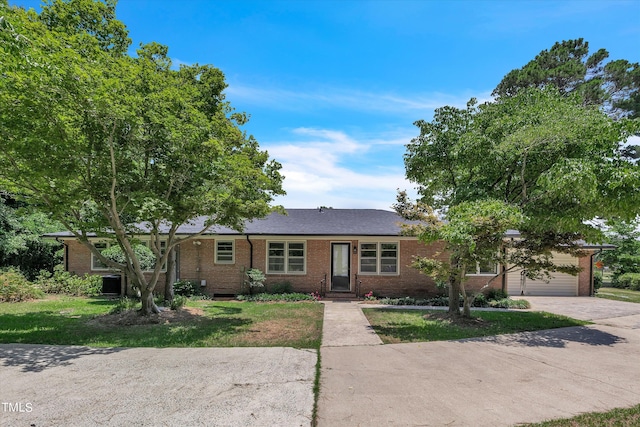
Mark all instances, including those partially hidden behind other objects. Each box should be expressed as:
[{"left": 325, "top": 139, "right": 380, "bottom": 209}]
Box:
[
  {"left": 596, "top": 287, "right": 640, "bottom": 304},
  {"left": 362, "top": 308, "right": 589, "bottom": 344},
  {"left": 524, "top": 403, "right": 640, "bottom": 426},
  {"left": 0, "top": 297, "right": 324, "bottom": 348}
]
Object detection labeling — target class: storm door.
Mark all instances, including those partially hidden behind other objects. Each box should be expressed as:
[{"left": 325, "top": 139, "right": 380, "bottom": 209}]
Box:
[{"left": 331, "top": 243, "right": 351, "bottom": 291}]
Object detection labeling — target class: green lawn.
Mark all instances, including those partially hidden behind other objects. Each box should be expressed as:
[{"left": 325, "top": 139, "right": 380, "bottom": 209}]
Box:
[
  {"left": 0, "top": 297, "right": 324, "bottom": 348},
  {"left": 524, "top": 403, "right": 640, "bottom": 426},
  {"left": 362, "top": 308, "right": 589, "bottom": 344},
  {"left": 596, "top": 287, "right": 640, "bottom": 304}
]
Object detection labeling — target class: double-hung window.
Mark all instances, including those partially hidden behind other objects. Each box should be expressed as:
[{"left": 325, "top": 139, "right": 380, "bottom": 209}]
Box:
[
  {"left": 91, "top": 242, "right": 109, "bottom": 270},
  {"left": 215, "top": 241, "right": 234, "bottom": 264},
  {"left": 267, "top": 241, "right": 305, "bottom": 274},
  {"left": 466, "top": 261, "right": 498, "bottom": 275},
  {"left": 359, "top": 242, "right": 398, "bottom": 275}
]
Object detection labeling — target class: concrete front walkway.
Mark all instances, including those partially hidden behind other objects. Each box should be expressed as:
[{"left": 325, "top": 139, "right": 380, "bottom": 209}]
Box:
[
  {"left": 321, "top": 301, "right": 382, "bottom": 347},
  {"left": 317, "top": 298, "right": 640, "bottom": 426}
]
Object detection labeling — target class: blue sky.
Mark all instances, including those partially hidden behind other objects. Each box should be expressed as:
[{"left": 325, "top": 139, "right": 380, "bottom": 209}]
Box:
[{"left": 11, "top": 0, "right": 640, "bottom": 209}]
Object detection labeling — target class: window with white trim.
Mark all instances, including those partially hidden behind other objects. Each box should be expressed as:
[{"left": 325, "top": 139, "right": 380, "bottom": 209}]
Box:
[
  {"left": 215, "top": 240, "right": 234, "bottom": 264},
  {"left": 91, "top": 242, "right": 109, "bottom": 270},
  {"left": 267, "top": 241, "right": 305, "bottom": 274},
  {"left": 359, "top": 242, "right": 398, "bottom": 275},
  {"left": 466, "top": 261, "right": 498, "bottom": 275}
]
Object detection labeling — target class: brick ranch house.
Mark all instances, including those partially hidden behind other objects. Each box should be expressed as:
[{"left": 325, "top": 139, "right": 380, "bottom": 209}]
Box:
[{"left": 49, "top": 208, "right": 606, "bottom": 298}]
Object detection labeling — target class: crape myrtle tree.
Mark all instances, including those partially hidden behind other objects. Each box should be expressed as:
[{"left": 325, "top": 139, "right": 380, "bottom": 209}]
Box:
[
  {"left": 0, "top": 0, "right": 285, "bottom": 314},
  {"left": 399, "top": 88, "right": 639, "bottom": 317}
]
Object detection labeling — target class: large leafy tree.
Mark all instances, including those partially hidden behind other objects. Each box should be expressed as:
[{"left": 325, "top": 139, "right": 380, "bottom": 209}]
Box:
[
  {"left": 599, "top": 219, "right": 640, "bottom": 285},
  {"left": 0, "top": 193, "right": 62, "bottom": 279},
  {"left": 401, "top": 88, "right": 639, "bottom": 316},
  {"left": 493, "top": 38, "right": 640, "bottom": 119},
  {"left": 395, "top": 195, "right": 524, "bottom": 316},
  {"left": 0, "top": 0, "right": 284, "bottom": 314}
]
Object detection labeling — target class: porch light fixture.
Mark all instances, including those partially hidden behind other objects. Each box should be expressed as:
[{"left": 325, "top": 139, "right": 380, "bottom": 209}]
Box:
[
  {"left": 193, "top": 240, "right": 201, "bottom": 246},
  {"left": 353, "top": 246, "right": 357, "bottom": 254}
]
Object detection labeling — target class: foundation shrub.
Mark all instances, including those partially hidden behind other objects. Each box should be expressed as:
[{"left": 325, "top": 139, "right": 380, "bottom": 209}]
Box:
[
  {"left": 35, "top": 266, "right": 102, "bottom": 296},
  {"left": 268, "top": 281, "right": 293, "bottom": 294},
  {"left": 0, "top": 268, "right": 44, "bottom": 302},
  {"left": 173, "top": 280, "right": 204, "bottom": 297},
  {"left": 485, "top": 288, "right": 509, "bottom": 301},
  {"left": 236, "top": 292, "right": 316, "bottom": 302}
]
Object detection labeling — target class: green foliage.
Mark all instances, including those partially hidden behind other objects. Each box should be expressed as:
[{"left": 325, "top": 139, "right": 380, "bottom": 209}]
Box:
[
  {"left": 485, "top": 288, "right": 509, "bottom": 301},
  {"left": 36, "top": 266, "right": 102, "bottom": 296},
  {"left": 242, "top": 268, "right": 266, "bottom": 294},
  {"left": 0, "top": 268, "right": 44, "bottom": 302},
  {"left": 616, "top": 273, "right": 640, "bottom": 291},
  {"left": 401, "top": 59, "right": 640, "bottom": 317},
  {"left": 173, "top": 280, "right": 204, "bottom": 297},
  {"left": 600, "top": 218, "right": 640, "bottom": 286},
  {"left": 0, "top": 1, "right": 284, "bottom": 314},
  {"left": 101, "top": 243, "right": 156, "bottom": 272},
  {"left": 236, "top": 292, "right": 316, "bottom": 302},
  {"left": 377, "top": 292, "right": 529, "bottom": 309},
  {"left": 268, "top": 281, "right": 293, "bottom": 294},
  {"left": 492, "top": 38, "right": 639, "bottom": 118},
  {"left": 170, "top": 295, "right": 187, "bottom": 310},
  {"left": 593, "top": 271, "right": 603, "bottom": 290},
  {"left": 109, "top": 296, "right": 139, "bottom": 314},
  {"left": 488, "top": 298, "right": 530, "bottom": 309},
  {"left": 0, "top": 195, "right": 62, "bottom": 280}
]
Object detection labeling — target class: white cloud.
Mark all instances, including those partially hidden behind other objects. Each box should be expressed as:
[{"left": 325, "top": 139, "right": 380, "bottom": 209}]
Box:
[
  {"left": 264, "top": 127, "right": 418, "bottom": 209},
  {"left": 226, "top": 82, "right": 490, "bottom": 116}
]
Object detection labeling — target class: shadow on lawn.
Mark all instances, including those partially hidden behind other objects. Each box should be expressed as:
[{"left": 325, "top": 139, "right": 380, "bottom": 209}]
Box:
[
  {"left": 468, "top": 326, "right": 627, "bottom": 348},
  {"left": 0, "top": 344, "right": 125, "bottom": 373}
]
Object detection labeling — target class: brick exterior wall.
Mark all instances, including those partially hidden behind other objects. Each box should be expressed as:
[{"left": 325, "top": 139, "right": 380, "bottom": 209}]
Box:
[
  {"left": 63, "top": 237, "right": 596, "bottom": 298},
  {"left": 65, "top": 240, "right": 166, "bottom": 296},
  {"left": 578, "top": 251, "right": 595, "bottom": 296}
]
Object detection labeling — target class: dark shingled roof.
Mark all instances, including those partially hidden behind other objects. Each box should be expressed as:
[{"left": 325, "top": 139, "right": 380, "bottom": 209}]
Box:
[
  {"left": 45, "top": 209, "right": 412, "bottom": 237},
  {"left": 214, "top": 208, "right": 409, "bottom": 236}
]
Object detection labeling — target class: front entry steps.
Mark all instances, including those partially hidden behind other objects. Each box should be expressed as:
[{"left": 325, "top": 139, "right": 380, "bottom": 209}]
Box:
[{"left": 324, "top": 292, "right": 359, "bottom": 301}]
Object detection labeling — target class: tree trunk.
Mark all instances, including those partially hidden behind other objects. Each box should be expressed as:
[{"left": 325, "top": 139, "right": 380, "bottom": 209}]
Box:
[
  {"left": 448, "top": 255, "right": 462, "bottom": 316},
  {"left": 164, "top": 247, "right": 176, "bottom": 303},
  {"left": 460, "top": 281, "right": 472, "bottom": 318},
  {"left": 140, "top": 287, "right": 160, "bottom": 315}
]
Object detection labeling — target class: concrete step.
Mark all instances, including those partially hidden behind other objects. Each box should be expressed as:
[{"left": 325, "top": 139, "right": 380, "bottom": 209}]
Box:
[{"left": 324, "top": 292, "right": 359, "bottom": 300}]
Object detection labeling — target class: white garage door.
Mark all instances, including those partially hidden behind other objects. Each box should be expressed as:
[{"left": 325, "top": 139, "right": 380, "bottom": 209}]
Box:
[{"left": 507, "top": 252, "right": 578, "bottom": 296}]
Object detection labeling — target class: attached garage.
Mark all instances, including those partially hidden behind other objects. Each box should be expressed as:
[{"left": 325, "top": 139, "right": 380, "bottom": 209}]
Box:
[{"left": 507, "top": 252, "right": 579, "bottom": 296}]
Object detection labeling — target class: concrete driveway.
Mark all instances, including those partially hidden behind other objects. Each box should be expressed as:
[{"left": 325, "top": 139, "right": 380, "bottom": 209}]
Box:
[
  {"left": 520, "top": 296, "right": 640, "bottom": 329},
  {"left": 0, "top": 345, "right": 316, "bottom": 427},
  {"left": 318, "top": 298, "right": 640, "bottom": 426}
]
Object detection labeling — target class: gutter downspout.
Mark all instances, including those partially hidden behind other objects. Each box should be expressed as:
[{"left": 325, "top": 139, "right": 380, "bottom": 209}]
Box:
[
  {"left": 56, "top": 238, "right": 69, "bottom": 272},
  {"left": 246, "top": 234, "right": 254, "bottom": 269},
  {"left": 590, "top": 249, "right": 602, "bottom": 297}
]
